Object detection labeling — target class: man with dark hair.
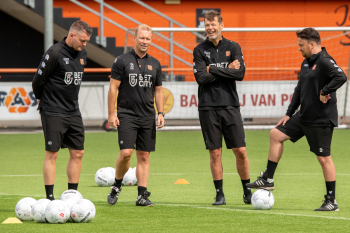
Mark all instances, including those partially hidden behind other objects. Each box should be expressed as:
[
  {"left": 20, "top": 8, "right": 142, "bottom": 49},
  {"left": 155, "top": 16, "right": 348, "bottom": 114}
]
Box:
[
  {"left": 247, "top": 27, "right": 347, "bottom": 211},
  {"left": 193, "top": 10, "right": 251, "bottom": 205},
  {"left": 107, "top": 24, "right": 164, "bottom": 207},
  {"left": 32, "top": 20, "right": 92, "bottom": 200}
]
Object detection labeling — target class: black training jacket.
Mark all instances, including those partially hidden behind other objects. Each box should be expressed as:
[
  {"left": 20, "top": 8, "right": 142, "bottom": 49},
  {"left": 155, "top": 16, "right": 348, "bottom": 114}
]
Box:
[
  {"left": 286, "top": 47, "right": 347, "bottom": 127},
  {"left": 193, "top": 36, "right": 245, "bottom": 110},
  {"left": 32, "top": 38, "right": 87, "bottom": 117}
]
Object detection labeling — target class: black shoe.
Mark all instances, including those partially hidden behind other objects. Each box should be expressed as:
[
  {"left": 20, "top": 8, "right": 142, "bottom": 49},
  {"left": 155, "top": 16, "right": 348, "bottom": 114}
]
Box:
[
  {"left": 243, "top": 191, "right": 252, "bottom": 204},
  {"left": 246, "top": 172, "right": 274, "bottom": 191},
  {"left": 314, "top": 195, "right": 339, "bottom": 211},
  {"left": 212, "top": 195, "right": 226, "bottom": 205},
  {"left": 136, "top": 191, "right": 155, "bottom": 206},
  {"left": 107, "top": 186, "right": 121, "bottom": 205}
]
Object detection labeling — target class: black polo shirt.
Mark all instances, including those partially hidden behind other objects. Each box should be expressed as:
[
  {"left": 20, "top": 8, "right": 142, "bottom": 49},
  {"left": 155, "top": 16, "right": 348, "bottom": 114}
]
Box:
[
  {"left": 286, "top": 47, "right": 347, "bottom": 126},
  {"left": 111, "top": 50, "right": 162, "bottom": 119}
]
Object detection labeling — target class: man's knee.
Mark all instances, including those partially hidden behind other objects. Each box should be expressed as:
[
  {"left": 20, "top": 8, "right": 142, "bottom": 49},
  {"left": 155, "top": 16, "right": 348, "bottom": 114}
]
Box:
[
  {"left": 232, "top": 147, "right": 246, "bottom": 158},
  {"left": 70, "top": 150, "right": 84, "bottom": 159},
  {"left": 46, "top": 151, "right": 58, "bottom": 161},
  {"left": 270, "top": 128, "right": 288, "bottom": 142},
  {"left": 120, "top": 149, "right": 134, "bottom": 161},
  {"left": 209, "top": 149, "right": 221, "bottom": 161},
  {"left": 136, "top": 150, "right": 150, "bottom": 162}
]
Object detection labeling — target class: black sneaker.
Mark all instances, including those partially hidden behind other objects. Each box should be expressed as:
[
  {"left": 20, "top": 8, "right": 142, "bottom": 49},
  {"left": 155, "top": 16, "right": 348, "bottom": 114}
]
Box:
[
  {"left": 107, "top": 186, "right": 121, "bottom": 205},
  {"left": 212, "top": 195, "right": 226, "bottom": 205},
  {"left": 246, "top": 172, "right": 274, "bottom": 191},
  {"left": 243, "top": 190, "right": 252, "bottom": 204},
  {"left": 314, "top": 195, "right": 339, "bottom": 211},
  {"left": 136, "top": 191, "right": 154, "bottom": 206}
]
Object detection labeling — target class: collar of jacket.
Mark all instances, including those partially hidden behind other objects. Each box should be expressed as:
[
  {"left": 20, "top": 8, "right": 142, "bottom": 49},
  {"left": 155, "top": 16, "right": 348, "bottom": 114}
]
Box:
[
  {"left": 205, "top": 36, "right": 227, "bottom": 47},
  {"left": 309, "top": 47, "right": 327, "bottom": 61},
  {"left": 61, "top": 37, "right": 80, "bottom": 58}
]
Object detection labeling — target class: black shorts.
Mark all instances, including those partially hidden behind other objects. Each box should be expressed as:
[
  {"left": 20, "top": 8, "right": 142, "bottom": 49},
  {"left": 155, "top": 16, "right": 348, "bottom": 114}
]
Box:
[
  {"left": 276, "top": 112, "right": 333, "bottom": 156},
  {"left": 41, "top": 115, "right": 85, "bottom": 152},
  {"left": 199, "top": 107, "right": 246, "bottom": 150},
  {"left": 117, "top": 116, "right": 156, "bottom": 152}
]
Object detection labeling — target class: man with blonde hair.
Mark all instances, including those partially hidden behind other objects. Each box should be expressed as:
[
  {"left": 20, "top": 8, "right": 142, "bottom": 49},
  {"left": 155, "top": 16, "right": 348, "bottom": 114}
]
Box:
[{"left": 107, "top": 24, "right": 164, "bottom": 207}]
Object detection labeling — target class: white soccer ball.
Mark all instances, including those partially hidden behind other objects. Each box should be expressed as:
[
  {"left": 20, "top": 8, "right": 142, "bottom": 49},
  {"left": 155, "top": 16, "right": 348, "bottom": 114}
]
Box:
[
  {"left": 95, "top": 167, "right": 115, "bottom": 187},
  {"left": 45, "top": 200, "right": 70, "bottom": 224},
  {"left": 60, "top": 190, "right": 83, "bottom": 201},
  {"left": 132, "top": 167, "right": 138, "bottom": 186},
  {"left": 32, "top": 199, "right": 51, "bottom": 223},
  {"left": 251, "top": 189, "right": 275, "bottom": 210},
  {"left": 63, "top": 198, "right": 79, "bottom": 222},
  {"left": 15, "top": 197, "right": 36, "bottom": 221},
  {"left": 122, "top": 167, "right": 137, "bottom": 186},
  {"left": 71, "top": 199, "right": 96, "bottom": 223}
]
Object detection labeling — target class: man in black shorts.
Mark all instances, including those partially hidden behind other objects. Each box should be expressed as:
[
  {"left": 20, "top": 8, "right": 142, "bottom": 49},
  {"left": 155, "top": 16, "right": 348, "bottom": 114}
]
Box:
[
  {"left": 107, "top": 24, "right": 164, "bottom": 207},
  {"left": 32, "top": 21, "right": 92, "bottom": 200},
  {"left": 193, "top": 11, "right": 251, "bottom": 205},
  {"left": 247, "top": 28, "right": 347, "bottom": 211}
]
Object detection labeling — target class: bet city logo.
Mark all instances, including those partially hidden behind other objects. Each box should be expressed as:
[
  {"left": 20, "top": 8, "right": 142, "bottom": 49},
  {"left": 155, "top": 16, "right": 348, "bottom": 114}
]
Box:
[{"left": 0, "top": 87, "right": 37, "bottom": 113}]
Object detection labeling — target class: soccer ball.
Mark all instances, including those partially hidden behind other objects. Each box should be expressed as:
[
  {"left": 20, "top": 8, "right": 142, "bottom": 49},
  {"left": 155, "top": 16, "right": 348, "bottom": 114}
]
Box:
[
  {"left": 60, "top": 190, "right": 83, "bottom": 201},
  {"left": 15, "top": 197, "right": 36, "bottom": 221},
  {"left": 251, "top": 189, "right": 275, "bottom": 210},
  {"left": 95, "top": 167, "right": 115, "bottom": 187},
  {"left": 71, "top": 199, "right": 96, "bottom": 223},
  {"left": 122, "top": 167, "right": 137, "bottom": 186},
  {"left": 132, "top": 167, "right": 138, "bottom": 186},
  {"left": 45, "top": 200, "right": 70, "bottom": 224},
  {"left": 63, "top": 198, "right": 79, "bottom": 222},
  {"left": 32, "top": 199, "right": 51, "bottom": 223}
]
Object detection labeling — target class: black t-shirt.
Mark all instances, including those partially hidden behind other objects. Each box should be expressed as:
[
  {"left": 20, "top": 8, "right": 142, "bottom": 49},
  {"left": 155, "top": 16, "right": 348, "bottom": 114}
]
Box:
[
  {"left": 111, "top": 50, "right": 162, "bottom": 118},
  {"left": 32, "top": 38, "right": 87, "bottom": 117},
  {"left": 286, "top": 47, "right": 347, "bottom": 127}
]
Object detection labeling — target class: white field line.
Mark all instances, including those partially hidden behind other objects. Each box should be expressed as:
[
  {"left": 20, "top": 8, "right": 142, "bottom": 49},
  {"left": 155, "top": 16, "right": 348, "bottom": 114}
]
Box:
[
  {"left": 159, "top": 203, "right": 350, "bottom": 220},
  {"left": 0, "top": 193, "right": 44, "bottom": 198},
  {"left": 2, "top": 173, "right": 350, "bottom": 177}
]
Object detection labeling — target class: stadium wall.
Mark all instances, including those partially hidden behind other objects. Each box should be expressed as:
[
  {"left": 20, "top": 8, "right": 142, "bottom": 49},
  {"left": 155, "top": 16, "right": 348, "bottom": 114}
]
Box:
[{"left": 54, "top": 0, "right": 350, "bottom": 47}]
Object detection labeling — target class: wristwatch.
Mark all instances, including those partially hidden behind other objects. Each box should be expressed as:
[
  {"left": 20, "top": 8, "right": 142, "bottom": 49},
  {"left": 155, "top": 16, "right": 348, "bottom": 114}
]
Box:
[{"left": 158, "top": 112, "right": 165, "bottom": 117}]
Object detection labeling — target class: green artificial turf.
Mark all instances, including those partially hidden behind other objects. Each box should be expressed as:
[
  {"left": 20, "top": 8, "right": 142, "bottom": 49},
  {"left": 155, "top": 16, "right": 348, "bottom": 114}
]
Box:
[{"left": 1, "top": 130, "right": 350, "bottom": 232}]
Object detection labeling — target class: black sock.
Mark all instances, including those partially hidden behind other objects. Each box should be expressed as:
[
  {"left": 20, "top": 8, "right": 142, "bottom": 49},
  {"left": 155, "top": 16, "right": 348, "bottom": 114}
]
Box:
[
  {"left": 68, "top": 183, "right": 78, "bottom": 190},
  {"left": 214, "top": 180, "right": 224, "bottom": 197},
  {"left": 241, "top": 179, "right": 251, "bottom": 195},
  {"left": 325, "top": 181, "right": 336, "bottom": 197},
  {"left": 114, "top": 179, "right": 123, "bottom": 189},
  {"left": 263, "top": 160, "right": 278, "bottom": 180},
  {"left": 45, "top": 185, "right": 54, "bottom": 200},
  {"left": 138, "top": 186, "right": 147, "bottom": 196}
]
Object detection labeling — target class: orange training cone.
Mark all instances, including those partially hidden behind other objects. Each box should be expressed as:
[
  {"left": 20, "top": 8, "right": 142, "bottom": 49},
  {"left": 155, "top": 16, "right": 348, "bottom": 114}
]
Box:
[{"left": 174, "top": 179, "right": 190, "bottom": 184}]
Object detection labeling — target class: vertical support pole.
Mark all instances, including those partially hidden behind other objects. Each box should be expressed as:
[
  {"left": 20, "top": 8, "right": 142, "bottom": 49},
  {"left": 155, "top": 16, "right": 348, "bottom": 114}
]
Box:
[
  {"left": 96, "top": 0, "right": 106, "bottom": 47},
  {"left": 100, "top": 0, "right": 104, "bottom": 45},
  {"left": 44, "top": 0, "right": 53, "bottom": 52},
  {"left": 339, "top": 52, "right": 350, "bottom": 125},
  {"left": 169, "top": 21, "right": 173, "bottom": 75}
]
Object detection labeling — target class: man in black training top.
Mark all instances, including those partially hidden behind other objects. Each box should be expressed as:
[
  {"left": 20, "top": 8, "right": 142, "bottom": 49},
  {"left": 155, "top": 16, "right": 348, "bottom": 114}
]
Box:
[
  {"left": 107, "top": 24, "right": 164, "bottom": 207},
  {"left": 247, "top": 28, "right": 347, "bottom": 211},
  {"left": 193, "top": 11, "right": 251, "bottom": 205},
  {"left": 32, "top": 21, "right": 92, "bottom": 200}
]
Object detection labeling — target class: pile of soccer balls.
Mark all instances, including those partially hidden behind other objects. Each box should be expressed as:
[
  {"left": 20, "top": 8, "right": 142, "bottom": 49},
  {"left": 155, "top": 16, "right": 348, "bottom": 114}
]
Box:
[
  {"left": 15, "top": 190, "right": 96, "bottom": 223},
  {"left": 95, "top": 166, "right": 137, "bottom": 187}
]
